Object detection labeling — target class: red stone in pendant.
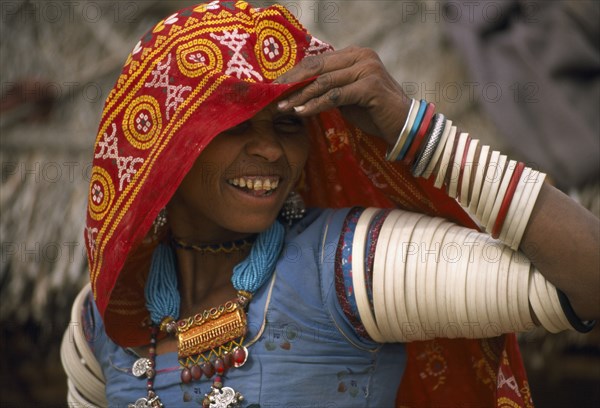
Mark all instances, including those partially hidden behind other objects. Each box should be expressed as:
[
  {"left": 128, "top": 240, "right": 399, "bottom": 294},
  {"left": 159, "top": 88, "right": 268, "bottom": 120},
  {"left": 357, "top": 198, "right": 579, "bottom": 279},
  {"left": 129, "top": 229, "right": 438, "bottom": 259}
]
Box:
[
  {"left": 213, "top": 357, "right": 226, "bottom": 375},
  {"left": 201, "top": 362, "right": 215, "bottom": 378},
  {"left": 223, "top": 352, "right": 233, "bottom": 369},
  {"left": 190, "top": 364, "right": 202, "bottom": 381},
  {"left": 232, "top": 346, "right": 247, "bottom": 367},
  {"left": 181, "top": 367, "right": 192, "bottom": 384}
]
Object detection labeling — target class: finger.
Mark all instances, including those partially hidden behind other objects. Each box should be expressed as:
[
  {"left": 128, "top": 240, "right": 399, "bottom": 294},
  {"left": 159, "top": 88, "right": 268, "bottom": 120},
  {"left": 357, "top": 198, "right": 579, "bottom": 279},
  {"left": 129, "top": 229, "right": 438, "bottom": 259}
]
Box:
[
  {"left": 274, "top": 46, "right": 359, "bottom": 84},
  {"left": 278, "top": 67, "right": 359, "bottom": 110},
  {"left": 291, "top": 80, "right": 365, "bottom": 116}
]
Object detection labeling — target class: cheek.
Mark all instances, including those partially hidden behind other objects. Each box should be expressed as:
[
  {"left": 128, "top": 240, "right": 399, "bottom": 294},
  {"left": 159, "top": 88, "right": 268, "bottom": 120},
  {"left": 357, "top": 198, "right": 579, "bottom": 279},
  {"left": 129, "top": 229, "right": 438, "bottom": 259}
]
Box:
[
  {"left": 286, "top": 138, "right": 310, "bottom": 180},
  {"left": 177, "top": 158, "right": 222, "bottom": 204}
]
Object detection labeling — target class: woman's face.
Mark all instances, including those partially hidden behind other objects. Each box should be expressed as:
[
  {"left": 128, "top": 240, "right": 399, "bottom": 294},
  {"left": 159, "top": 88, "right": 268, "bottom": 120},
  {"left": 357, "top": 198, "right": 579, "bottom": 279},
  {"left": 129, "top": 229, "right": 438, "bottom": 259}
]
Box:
[{"left": 168, "top": 103, "right": 310, "bottom": 242}]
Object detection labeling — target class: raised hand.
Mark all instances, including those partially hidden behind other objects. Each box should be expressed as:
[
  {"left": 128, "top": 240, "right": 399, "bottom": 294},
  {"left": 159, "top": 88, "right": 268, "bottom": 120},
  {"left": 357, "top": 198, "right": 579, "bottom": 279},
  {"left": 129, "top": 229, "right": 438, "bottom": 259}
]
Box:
[{"left": 275, "top": 46, "right": 411, "bottom": 146}]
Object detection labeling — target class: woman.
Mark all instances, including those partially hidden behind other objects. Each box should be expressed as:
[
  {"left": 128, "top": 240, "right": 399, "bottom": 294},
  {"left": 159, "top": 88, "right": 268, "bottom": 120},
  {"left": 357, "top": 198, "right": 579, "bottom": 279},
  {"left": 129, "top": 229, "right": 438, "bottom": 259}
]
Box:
[{"left": 61, "top": 1, "right": 599, "bottom": 407}]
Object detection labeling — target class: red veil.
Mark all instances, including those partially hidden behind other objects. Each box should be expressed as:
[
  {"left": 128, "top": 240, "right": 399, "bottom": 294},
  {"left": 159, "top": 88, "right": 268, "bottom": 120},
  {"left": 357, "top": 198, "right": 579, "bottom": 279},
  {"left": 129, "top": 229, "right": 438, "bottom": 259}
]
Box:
[{"left": 85, "top": 1, "right": 532, "bottom": 406}]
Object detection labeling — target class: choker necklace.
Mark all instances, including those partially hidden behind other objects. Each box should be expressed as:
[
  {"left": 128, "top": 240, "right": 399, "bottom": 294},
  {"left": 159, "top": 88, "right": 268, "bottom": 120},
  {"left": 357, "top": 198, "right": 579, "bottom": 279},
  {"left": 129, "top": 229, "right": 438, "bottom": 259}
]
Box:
[
  {"left": 131, "top": 221, "right": 284, "bottom": 408},
  {"left": 171, "top": 235, "right": 256, "bottom": 254}
]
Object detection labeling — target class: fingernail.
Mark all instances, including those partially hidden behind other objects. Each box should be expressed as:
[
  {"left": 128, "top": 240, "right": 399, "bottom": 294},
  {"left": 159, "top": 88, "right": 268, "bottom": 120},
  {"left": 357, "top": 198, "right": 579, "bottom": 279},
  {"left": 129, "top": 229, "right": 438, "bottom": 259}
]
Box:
[
  {"left": 294, "top": 105, "right": 306, "bottom": 113},
  {"left": 277, "top": 100, "right": 288, "bottom": 109}
]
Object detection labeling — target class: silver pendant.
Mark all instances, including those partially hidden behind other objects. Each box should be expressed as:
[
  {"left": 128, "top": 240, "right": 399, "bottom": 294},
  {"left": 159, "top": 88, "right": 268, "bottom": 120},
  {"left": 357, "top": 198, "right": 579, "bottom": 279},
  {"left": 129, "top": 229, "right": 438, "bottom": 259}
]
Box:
[
  {"left": 132, "top": 357, "right": 152, "bottom": 377},
  {"left": 128, "top": 397, "right": 150, "bottom": 408},
  {"left": 206, "top": 386, "right": 244, "bottom": 408},
  {"left": 128, "top": 392, "right": 163, "bottom": 408}
]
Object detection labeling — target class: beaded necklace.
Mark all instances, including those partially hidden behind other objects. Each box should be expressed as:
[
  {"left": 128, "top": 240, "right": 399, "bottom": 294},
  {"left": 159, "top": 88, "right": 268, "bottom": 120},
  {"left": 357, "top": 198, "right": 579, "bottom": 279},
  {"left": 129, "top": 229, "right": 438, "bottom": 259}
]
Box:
[
  {"left": 171, "top": 235, "right": 256, "bottom": 254},
  {"left": 131, "top": 221, "right": 284, "bottom": 408}
]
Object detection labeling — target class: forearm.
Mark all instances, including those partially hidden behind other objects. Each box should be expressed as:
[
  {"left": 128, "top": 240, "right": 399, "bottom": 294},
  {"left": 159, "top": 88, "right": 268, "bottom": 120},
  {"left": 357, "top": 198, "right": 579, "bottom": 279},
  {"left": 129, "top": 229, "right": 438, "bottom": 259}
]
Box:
[
  {"left": 521, "top": 183, "right": 600, "bottom": 320},
  {"left": 406, "top": 111, "right": 599, "bottom": 321}
]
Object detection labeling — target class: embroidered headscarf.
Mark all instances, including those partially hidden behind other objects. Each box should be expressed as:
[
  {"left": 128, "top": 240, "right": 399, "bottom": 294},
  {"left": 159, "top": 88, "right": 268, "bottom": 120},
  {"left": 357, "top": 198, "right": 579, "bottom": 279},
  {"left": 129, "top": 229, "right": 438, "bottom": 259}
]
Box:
[{"left": 86, "top": 1, "right": 532, "bottom": 406}]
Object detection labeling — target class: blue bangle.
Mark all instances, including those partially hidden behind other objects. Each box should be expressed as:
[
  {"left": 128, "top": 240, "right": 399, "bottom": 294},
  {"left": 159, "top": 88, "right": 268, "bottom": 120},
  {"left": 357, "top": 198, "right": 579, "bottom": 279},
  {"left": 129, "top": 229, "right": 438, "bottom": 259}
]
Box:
[{"left": 399, "top": 99, "right": 427, "bottom": 160}]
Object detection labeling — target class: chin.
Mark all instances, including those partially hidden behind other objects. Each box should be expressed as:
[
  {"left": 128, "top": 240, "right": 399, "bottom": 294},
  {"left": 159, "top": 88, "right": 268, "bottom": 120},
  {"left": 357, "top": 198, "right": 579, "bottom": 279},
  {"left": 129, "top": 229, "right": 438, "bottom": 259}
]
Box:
[{"left": 222, "top": 212, "right": 281, "bottom": 235}]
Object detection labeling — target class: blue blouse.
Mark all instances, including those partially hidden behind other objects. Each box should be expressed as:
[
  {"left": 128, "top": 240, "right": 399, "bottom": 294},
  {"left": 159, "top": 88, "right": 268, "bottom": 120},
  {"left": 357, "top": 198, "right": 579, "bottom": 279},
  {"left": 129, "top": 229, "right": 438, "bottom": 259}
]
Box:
[{"left": 85, "top": 208, "right": 406, "bottom": 407}]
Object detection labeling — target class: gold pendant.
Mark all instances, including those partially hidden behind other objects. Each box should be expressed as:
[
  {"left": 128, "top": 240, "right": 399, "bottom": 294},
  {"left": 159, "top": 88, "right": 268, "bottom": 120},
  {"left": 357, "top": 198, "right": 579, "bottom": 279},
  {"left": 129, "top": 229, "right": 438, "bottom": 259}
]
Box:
[{"left": 176, "top": 300, "right": 247, "bottom": 359}]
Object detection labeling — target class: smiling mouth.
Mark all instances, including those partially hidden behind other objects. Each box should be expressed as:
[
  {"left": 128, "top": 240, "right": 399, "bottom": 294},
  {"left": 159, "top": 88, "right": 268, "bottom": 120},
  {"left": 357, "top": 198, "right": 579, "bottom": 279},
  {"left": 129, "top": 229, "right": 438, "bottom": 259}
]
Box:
[{"left": 227, "top": 176, "right": 280, "bottom": 197}]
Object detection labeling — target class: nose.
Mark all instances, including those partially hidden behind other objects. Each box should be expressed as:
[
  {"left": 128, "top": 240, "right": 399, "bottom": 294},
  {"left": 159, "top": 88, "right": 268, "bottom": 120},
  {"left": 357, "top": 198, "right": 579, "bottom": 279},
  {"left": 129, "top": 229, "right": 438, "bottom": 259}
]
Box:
[{"left": 244, "top": 124, "right": 284, "bottom": 162}]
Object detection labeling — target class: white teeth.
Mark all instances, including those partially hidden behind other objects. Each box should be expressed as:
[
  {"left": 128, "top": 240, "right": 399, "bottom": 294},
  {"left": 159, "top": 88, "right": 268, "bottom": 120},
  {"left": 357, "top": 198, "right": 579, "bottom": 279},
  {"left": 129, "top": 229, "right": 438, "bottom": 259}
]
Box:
[{"left": 227, "top": 177, "right": 280, "bottom": 191}]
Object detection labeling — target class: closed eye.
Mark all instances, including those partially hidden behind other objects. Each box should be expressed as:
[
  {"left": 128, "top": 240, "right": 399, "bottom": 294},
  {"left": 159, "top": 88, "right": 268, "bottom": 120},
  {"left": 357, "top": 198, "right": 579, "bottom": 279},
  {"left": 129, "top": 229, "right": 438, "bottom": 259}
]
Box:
[
  {"left": 223, "top": 120, "right": 251, "bottom": 135},
  {"left": 273, "top": 115, "right": 305, "bottom": 134}
]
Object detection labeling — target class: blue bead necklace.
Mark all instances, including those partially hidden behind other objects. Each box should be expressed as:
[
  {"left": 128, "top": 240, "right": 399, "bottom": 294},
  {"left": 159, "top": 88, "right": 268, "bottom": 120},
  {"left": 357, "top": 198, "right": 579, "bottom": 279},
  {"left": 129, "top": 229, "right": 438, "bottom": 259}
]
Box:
[{"left": 138, "top": 220, "right": 285, "bottom": 408}]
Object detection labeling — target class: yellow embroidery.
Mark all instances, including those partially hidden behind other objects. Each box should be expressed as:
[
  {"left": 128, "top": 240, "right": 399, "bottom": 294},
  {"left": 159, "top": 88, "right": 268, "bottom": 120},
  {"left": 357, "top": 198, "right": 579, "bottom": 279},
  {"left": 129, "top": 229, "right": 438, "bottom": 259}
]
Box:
[
  {"left": 117, "top": 74, "right": 128, "bottom": 89},
  {"left": 416, "top": 341, "right": 448, "bottom": 391},
  {"left": 152, "top": 18, "right": 166, "bottom": 33},
  {"left": 122, "top": 95, "right": 163, "bottom": 150},
  {"left": 235, "top": 1, "right": 249, "bottom": 11},
  {"left": 255, "top": 20, "right": 296, "bottom": 79},
  {"left": 91, "top": 73, "right": 226, "bottom": 290},
  {"left": 128, "top": 60, "right": 139, "bottom": 75},
  {"left": 97, "top": 23, "right": 253, "bottom": 139},
  {"left": 202, "top": 9, "right": 234, "bottom": 21},
  {"left": 141, "top": 47, "right": 152, "bottom": 61},
  {"left": 168, "top": 24, "right": 182, "bottom": 37},
  {"left": 88, "top": 166, "right": 115, "bottom": 221},
  {"left": 155, "top": 35, "right": 167, "bottom": 47},
  {"left": 176, "top": 38, "right": 224, "bottom": 78},
  {"left": 520, "top": 381, "right": 534, "bottom": 408},
  {"left": 497, "top": 397, "right": 522, "bottom": 408}
]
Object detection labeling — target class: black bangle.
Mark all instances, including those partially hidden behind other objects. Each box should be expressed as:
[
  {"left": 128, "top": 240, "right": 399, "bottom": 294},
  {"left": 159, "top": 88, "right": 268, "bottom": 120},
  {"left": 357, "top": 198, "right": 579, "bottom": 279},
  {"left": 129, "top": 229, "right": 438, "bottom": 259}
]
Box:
[{"left": 557, "top": 289, "right": 596, "bottom": 333}]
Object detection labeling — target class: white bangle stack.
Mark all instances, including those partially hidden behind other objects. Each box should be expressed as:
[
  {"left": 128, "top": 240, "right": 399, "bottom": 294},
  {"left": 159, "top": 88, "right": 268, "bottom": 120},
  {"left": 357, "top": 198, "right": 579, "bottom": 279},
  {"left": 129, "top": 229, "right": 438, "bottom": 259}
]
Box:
[
  {"left": 385, "top": 99, "right": 548, "bottom": 251},
  {"left": 424, "top": 133, "right": 545, "bottom": 250},
  {"left": 352, "top": 208, "right": 579, "bottom": 342}
]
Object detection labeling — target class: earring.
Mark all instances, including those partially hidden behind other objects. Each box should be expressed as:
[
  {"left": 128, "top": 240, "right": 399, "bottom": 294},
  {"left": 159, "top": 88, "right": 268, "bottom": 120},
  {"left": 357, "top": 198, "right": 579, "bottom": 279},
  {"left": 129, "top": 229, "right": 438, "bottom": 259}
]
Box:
[
  {"left": 152, "top": 208, "right": 167, "bottom": 236},
  {"left": 279, "top": 191, "right": 306, "bottom": 226}
]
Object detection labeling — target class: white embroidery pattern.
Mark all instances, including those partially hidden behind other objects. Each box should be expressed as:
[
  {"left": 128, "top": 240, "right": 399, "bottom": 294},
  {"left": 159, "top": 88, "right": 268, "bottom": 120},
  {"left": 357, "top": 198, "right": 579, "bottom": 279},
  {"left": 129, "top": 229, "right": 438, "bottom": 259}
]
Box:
[
  {"left": 306, "top": 37, "right": 333, "bottom": 56},
  {"left": 91, "top": 184, "right": 103, "bottom": 204},
  {"left": 145, "top": 53, "right": 192, "bottom": 120},
  {"left": 189, "top": 53, "right": 206, "bottom": 64},
  {"left": 263, "top": 37, "right": 280, "bottom": 59},
  {"left": 132, "top": 40, "right": 142, "bottom": 55},
  {"left": 360, "top": 159, "right": 388, "bottom": 189},
  {"left": 210, "top": 30, "right": 263, "bottom": 81},
  {"left": 497, "top": 371, "right": 522, "bottom": 397},
  {"left": 164, "top": 13, "right": 179, "bottom": 25},
  {"left": 205, "top": 0, "right": 220, "bottom": 11},
  {"left": 95, "top": 123, "right": 144, "bottom": 191},
  {"left": 86, "top": 226, "right": 98, "bottom": 261}
]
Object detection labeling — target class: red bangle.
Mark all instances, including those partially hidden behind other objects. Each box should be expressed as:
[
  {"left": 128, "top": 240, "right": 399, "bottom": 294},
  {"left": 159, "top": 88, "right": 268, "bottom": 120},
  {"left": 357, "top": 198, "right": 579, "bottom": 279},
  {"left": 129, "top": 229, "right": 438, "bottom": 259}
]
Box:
[
  {"left": 492, "top": 162, "right": 525, "bottom": 238},
  {"left": 456, "top": 135, "right": 472, "bottom": 200},
  {"left": 403, "top": 103, "right": 435, "bottom": 166}
]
